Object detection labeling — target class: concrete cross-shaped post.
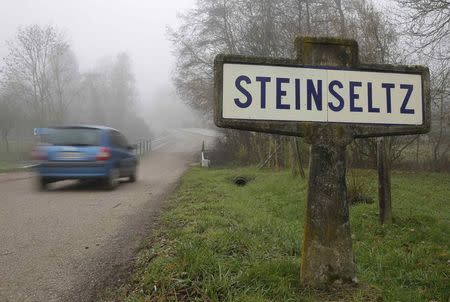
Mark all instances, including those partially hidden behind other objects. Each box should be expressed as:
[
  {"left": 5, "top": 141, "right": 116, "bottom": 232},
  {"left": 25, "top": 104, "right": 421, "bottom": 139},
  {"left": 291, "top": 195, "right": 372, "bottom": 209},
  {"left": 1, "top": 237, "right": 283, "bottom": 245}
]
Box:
[
  {"left": 214, "top": 37, "right": 430, "bottom": 286},
  {"left": 296, "top": 38, "right": 358, "bottom": 285}
]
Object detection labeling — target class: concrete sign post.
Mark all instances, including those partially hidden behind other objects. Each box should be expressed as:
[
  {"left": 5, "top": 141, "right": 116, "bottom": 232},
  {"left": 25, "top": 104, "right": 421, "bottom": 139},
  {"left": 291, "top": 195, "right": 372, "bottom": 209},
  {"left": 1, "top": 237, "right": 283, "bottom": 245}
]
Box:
[{"left": 214, "top": 37, "right": 430, "bottom": 286}]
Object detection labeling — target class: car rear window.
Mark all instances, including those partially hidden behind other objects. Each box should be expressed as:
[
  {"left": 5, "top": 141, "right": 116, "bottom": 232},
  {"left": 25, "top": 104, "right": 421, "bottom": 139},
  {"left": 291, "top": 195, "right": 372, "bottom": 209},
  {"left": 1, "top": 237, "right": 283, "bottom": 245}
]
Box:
[{"left": 44, "top": 128, "right": 102, "bottom": 146}]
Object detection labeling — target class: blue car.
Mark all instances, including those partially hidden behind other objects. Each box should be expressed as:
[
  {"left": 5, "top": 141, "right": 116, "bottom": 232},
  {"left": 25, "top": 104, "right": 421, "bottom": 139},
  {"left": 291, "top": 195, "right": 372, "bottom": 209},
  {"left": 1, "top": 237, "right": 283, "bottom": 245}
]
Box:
[{"left": 34, "top": 125, "right": 138, "bottom": 190}]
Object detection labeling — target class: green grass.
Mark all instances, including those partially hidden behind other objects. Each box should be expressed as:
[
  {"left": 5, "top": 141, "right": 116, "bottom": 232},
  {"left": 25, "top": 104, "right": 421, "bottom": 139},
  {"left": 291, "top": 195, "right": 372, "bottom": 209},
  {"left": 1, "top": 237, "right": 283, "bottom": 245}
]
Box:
[
  {"left": 107, "top": 167, "right": 450, "bottom": 302},
  {"left": 0, "top": 161, "right": 21, "bottom": 172}
]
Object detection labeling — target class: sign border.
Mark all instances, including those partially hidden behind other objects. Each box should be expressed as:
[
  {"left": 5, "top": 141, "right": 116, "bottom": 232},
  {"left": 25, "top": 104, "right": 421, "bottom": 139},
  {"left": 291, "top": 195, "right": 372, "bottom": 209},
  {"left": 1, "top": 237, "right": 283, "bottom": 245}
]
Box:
[{"left": 214, "top": 54, "right": 431, "bottom": 138}]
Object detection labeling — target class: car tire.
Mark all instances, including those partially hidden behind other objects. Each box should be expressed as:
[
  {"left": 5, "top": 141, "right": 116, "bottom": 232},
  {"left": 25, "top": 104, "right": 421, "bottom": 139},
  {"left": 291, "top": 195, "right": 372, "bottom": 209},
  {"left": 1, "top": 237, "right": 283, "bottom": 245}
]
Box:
[
  {"left": 129, "top": 166, "right": 137, "bottom": 183},
  {"left": 105, "top": 168, "right": 119, "bottom": 190},
  {"left": 37, "top": 177, "right": 49, "bottom": 191}
]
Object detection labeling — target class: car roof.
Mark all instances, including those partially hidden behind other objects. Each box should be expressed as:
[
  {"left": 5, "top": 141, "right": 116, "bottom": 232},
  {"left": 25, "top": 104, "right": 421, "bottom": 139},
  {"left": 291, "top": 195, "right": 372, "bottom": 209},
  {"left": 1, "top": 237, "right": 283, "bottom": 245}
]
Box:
[{"left": 48, "top": 125, "right": 120, "bottom": 132}]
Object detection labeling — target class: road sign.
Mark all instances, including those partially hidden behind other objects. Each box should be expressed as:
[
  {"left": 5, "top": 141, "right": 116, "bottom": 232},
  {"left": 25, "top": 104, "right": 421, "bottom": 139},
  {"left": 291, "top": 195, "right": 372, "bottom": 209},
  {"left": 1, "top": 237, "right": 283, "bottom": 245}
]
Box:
[
  {"left": 222, "top": 64, "right": 423, "bottom": 125},
  {"left": 215, "top": 50, "right": 430, "bottom": 139},
  {"left": 213, "top": 37, "right": 431, "bottom": 287}
]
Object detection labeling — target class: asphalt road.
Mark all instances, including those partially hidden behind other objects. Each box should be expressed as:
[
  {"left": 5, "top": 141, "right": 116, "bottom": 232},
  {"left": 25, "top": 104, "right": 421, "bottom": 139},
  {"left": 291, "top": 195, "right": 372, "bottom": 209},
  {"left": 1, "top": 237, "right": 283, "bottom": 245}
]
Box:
[{"left": 0, "top": 129, "right": 216, "bottom": 302}]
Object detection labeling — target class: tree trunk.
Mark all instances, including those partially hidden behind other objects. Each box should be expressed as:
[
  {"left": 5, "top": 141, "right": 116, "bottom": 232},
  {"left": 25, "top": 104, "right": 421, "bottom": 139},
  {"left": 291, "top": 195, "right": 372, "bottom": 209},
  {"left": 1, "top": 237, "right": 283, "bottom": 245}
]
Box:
[
  {"left": 297, "top": 0, "right": 303, "bottom": 34},
  {"left": 1, "top": 131, "right": 10, "bottom": 153},
  {"left": 305, "top": 0, "right": 311, "bottom": 34},
  {"left": 433, "top": 96, "right": 445, "bottom": 171},
  {"left": 274, "top": 136, "right": 279, "bottom": 170},
  {"left": 291, "top": 137, "right": 305, "bottom": 178},
  {"left": 334, "top": 0, "right": 347, "bottom": 37}
]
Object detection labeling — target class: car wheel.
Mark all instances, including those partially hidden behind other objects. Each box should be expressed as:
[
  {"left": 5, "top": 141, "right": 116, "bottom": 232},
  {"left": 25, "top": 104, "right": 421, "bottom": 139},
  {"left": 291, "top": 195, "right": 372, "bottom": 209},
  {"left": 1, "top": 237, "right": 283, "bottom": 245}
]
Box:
[
  {"left": 37, "top": 177, "right": 49, "bottom": 191},
  {"left": 105, "top": 168, "right": 119, "bottom": 190},
  {"left": 129, "top": 167, "right": 137, "bottom": 183}
]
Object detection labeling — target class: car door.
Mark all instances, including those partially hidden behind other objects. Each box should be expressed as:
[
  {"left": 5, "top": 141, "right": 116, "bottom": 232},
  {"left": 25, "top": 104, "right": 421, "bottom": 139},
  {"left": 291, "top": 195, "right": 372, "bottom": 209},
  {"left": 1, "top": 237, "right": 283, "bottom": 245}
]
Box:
[
  {"left": 118, "top": 132, "right": 136, "bottom": 176},
  {"left": 110, "top": 131, "right": 128, "bottom": 176}
]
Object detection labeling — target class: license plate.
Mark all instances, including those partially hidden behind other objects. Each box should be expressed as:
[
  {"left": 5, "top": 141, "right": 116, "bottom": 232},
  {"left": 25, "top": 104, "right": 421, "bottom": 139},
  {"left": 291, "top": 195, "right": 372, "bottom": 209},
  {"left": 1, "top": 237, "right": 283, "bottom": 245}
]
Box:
[{"left": 57, "top": 152, "right": 83, "bottom": 160}]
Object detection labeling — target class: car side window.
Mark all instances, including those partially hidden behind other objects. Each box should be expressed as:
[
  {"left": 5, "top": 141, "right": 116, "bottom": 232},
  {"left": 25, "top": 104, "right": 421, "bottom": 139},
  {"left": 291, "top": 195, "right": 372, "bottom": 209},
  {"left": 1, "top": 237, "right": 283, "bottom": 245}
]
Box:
[
  {"left": 111, "top": 131, "right": 123, "bottom": 148},
  {"left": 111, "top": 131, "right": 130, "bottom": 149},
  {"left": 119, "top": 133, "right": 129, "bottom": 148}
]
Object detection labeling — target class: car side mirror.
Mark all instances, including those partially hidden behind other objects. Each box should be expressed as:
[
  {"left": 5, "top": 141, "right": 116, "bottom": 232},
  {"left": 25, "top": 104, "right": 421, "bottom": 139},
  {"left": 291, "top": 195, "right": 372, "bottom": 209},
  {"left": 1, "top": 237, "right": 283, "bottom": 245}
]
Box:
[{"left": 128, "top": 144, "right": 137, "bottom": 151}]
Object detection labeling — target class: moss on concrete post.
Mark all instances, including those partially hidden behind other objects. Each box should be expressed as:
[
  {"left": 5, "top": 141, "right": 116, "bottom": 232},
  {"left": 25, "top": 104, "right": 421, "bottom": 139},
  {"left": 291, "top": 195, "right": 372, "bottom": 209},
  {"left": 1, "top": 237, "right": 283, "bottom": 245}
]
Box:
[{"left": 298, "top": 37, "right": 357, "bottom": 286}]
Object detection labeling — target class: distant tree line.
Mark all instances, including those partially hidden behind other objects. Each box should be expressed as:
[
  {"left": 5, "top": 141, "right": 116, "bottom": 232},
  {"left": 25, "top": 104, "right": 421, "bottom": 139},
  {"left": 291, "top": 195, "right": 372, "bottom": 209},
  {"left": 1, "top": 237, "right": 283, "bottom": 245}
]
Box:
[
  {"left": 0, "top": 25, "right": 150, "bottom": 154},
  {"left": 170, "top": 0, "right": 450, "bottom": 172}
]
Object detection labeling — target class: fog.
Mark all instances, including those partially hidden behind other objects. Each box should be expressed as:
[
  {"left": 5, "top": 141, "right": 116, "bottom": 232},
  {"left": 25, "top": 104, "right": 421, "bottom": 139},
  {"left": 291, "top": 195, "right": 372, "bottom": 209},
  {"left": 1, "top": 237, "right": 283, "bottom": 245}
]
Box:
[
  {"left": 144, "top": 86, "right": 204, "bottom": 135},
  {"left": 0, "top": 0, "right": 198, "bottom": 136}
]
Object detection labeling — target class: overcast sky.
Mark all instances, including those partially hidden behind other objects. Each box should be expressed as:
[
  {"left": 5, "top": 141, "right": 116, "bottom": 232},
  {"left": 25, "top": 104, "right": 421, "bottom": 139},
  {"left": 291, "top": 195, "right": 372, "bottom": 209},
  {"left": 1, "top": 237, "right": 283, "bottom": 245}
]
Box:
[{"left": 0, "top": 0, "right": 196, "bottom": 103}]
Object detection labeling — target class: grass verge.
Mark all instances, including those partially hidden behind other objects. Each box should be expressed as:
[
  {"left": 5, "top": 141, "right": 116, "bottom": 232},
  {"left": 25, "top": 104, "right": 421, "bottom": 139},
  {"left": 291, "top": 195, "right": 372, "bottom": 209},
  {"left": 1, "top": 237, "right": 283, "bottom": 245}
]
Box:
[
  {"left": 105, "top": 167, "right": 450, "bottom": 302},
  {"left": 0, "top": 161, "right": 21, "bottom": 173}
]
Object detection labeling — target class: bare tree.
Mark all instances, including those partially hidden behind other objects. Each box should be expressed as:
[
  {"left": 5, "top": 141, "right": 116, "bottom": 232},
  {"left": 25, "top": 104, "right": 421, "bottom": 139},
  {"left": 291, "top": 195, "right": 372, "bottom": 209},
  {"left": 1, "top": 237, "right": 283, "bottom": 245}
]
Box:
[
  {"left": 170, "top": 0, "right": 405, "bottom": 114},
  {"left": 334, "top": 0, "right": 347, "bottom": 37},
  {"left": 349, "top": 0, "right": 399, "bottom": 64},
  {"left": 2, "top": 25, "right": 77, "bottom": 125},
  {"left": 428, "top": 67, "right": 450, "bottom": 169},
  {"left": 49, "top": 47, "right": 80, "bottom": 123},
  {"left": 170, "top": 0, "right": 422, "bottom": 170},
  {"left": 68, "top": 54, "right": 150, "bottom": 139},
  {"left": 0, "top": 81, "right": 23, "bottom": 152},
  {"left": 395, "top": 0, "right": 450, "bottom": 169},
  {"left": 396, "top": 0, "right": 450, "bottom": 60},
  {"left": 109, "top": 53, "right": 136, "bottom": 130}
]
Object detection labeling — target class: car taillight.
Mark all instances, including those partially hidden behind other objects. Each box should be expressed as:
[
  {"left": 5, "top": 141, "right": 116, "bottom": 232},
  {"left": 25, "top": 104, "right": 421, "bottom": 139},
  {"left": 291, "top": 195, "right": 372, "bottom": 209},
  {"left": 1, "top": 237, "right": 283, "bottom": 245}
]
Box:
[
  {"left": 32, "top": 148, "right": 47, "bottom": 161},
  {"left": 96, "top": 147, "right": 111, "bottom": 161}
]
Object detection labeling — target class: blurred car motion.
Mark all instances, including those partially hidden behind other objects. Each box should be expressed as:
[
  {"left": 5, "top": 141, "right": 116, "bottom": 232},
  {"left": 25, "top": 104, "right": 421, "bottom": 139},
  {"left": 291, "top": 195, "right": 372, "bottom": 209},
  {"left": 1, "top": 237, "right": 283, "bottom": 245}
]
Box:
[{"left": 33, "top": 125, "right": 138, "bottom": 190}]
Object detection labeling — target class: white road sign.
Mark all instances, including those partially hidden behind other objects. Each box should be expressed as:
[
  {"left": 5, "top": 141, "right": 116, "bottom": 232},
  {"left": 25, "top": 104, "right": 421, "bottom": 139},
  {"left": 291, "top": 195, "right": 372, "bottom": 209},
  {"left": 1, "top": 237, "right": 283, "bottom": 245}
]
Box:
[{"left": 222, "top": 63, "right": 424, "bottom": 125}]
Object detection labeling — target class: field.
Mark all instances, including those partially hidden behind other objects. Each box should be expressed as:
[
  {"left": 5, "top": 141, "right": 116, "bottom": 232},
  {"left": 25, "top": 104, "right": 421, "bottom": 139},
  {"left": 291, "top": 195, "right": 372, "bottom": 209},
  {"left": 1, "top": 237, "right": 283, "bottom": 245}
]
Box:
[
  {"left": 0, "top": 139, "right": 34, "bottom": 171},
  {"left": 0, "top": 161, "right": 21, "bottom": 172},
  {"left": 106, "top": 167, "right": 450, "bottom": 302}
]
